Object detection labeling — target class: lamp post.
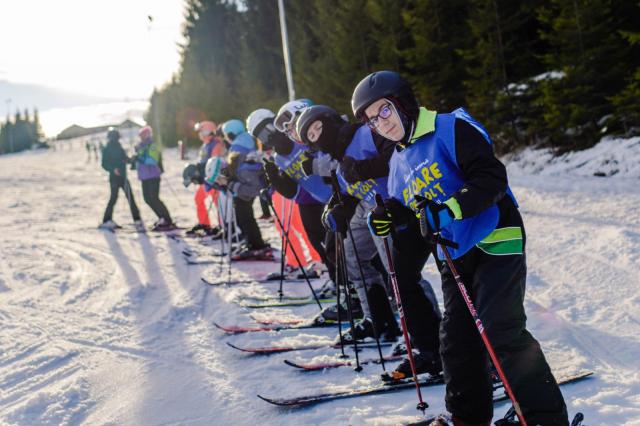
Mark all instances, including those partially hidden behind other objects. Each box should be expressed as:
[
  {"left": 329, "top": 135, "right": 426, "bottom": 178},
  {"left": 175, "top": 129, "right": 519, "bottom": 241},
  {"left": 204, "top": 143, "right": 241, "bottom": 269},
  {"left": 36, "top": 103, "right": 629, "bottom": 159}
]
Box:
[{"left": 277, "top": 0, "right": 295, "bottom": 101}]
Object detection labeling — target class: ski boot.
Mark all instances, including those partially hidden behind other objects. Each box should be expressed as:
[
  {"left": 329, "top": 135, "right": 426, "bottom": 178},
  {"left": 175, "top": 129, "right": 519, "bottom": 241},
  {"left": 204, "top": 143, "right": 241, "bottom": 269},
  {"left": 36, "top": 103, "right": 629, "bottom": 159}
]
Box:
[
  {"left": 99, "top": 220, "right": 122, "bottom": 231},
  {"left": 494, "top": 406, "right": 583, "bottom": 426},
  {"left": 231, "top": 245, "right": 274, "bottom": 261},
  {"left": 133, "top": 220, "right": 145, "bottom": 232},
  {"left": 316, "top": 280, "right": 337, "bottom": 299},
  {"left": 151, "top": 218, "right": 177, "bottom": 232},
  {"left": 340, "top": 317, "right": 377, "bottom": 344},
  {"left": 383, "top": 350, "right": 442, "bottom": 381},
  {"left": 296, "top": 268, "right": 320, "bottom": 280},
  {"left": 312, "top": 298, "right": 363, "bottom": 325},
  {"left": 428, "top": 415, "right": 453, "bottom": 426}
]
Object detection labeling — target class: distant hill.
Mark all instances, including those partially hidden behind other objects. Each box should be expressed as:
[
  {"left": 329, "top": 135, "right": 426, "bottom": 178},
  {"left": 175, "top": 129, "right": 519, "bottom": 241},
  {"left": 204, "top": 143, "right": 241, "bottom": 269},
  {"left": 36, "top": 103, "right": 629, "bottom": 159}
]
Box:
[{"left": 0, "top": 80, "right": 117, "bottom": 111}]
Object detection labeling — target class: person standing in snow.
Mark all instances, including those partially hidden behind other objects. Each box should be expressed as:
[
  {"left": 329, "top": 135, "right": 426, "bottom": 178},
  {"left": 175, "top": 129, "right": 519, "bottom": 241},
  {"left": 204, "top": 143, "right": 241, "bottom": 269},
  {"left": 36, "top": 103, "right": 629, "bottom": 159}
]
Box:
[
  {"left": 132, "top": 125, "right": 174, "bottom": 231},
  {"left": 99, "top": 128, "right": 143, "bottom": 231},
  {"left": 297, "top": 105, "right": 442, "bottom": 377},
  {"left": 183, "top": 120, "right": 225, "bottom": 236},
  {"left": 352, "top": 70, "right": 568, "bottom": 426},
  {"left": 219, "top": 119, "right": 271, "bottom": 260},
  {"left": 251, "top": 103, "right": 337, "bottom": 292}
]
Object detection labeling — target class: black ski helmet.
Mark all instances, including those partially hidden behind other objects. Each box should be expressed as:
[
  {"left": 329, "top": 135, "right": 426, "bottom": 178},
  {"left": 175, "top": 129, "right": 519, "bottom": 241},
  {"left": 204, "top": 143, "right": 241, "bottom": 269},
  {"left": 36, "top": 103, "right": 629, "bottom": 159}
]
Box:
[
  {"left": 182, "top": 163, "right": 200, "bottom": 187},
  {"left": 296, "top": 105, "right": 346, "bottom": 154},
  {"left": 107, "top": 127, "right": 120, "bottom": 142},
  {"left": 351, "top": 71, "right": 419, "bottom": 122}
]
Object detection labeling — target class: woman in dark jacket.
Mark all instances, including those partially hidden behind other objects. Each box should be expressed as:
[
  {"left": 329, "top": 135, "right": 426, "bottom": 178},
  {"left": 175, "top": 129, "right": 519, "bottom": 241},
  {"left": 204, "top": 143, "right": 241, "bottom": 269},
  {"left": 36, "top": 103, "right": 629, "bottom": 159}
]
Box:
[{"left": 100, "top": 128, "right": 143, "bottom": 231}]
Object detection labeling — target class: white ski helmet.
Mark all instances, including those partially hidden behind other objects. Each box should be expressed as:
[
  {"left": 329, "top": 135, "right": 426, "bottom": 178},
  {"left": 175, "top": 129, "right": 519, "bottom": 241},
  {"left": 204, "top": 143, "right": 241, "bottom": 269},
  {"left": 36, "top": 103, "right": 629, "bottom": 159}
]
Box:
[
  {"left": 246, "top": 108, "right": 275, "bottom": 137},
  {"left": 205, "top": 156, "right": 225, "bottom": 185},
  {"left": 274, "top": 99, "right": 314, "bottom": 133}
]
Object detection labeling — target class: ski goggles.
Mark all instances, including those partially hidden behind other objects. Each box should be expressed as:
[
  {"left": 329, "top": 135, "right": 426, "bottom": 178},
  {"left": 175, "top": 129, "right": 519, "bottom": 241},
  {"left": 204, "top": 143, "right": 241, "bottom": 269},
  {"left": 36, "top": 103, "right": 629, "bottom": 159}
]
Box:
[
  {"left": 274, "top": 111, "right": 295, "bottom": 133},
  {"left": 255, "top": 123, "right": 275, "bottom": 145},
  {"left": 366, "top": 102, "right": 394, "bottom": 129}
]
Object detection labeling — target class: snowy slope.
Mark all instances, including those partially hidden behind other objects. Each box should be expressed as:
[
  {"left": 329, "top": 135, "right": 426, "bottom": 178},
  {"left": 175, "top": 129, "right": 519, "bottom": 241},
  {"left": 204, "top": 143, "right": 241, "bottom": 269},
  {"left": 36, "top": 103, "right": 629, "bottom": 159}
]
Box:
[{"left": 0, "top": 137, "right": 638, "bottom": 425}]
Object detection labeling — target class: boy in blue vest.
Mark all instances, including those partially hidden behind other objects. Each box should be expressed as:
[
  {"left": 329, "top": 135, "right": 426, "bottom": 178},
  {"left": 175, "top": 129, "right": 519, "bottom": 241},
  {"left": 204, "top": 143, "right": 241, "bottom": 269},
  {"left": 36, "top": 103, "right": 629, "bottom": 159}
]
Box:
[
  {"left": 353, "top": 71, "right": 568, "bottom": 426},
  {"left": 297, "top": 106, "right": 443, "bottom": 379}
]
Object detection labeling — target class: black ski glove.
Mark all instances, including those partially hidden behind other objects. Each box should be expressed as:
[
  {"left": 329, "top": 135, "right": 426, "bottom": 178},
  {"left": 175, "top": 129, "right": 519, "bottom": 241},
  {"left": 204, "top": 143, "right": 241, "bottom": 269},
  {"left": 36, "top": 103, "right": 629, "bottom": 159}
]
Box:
[
  {"left": 262, "top": 158, "right": 280, "bottom": 184},
  {"left": 340, "top": 156, "right": 361, "bottom": 184}
]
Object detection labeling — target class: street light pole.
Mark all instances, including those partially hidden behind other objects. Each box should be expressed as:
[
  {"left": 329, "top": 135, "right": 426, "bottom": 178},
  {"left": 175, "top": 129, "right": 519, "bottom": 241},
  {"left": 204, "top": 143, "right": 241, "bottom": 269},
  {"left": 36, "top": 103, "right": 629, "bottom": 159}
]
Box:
[{"left": 277, "top": 0, "right": 295, "bottom": 101}]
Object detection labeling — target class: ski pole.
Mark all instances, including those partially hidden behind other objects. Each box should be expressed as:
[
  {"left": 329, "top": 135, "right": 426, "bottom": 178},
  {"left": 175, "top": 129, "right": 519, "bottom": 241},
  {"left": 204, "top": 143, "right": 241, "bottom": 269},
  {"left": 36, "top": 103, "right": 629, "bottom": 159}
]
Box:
[
  {"left": 333, "top": 231, "right": 347, "bottom": 359},
  {"left": 329, "top": 172, "right": 386, "bottom": 372},
  {"left": 226, "top": 192, "right": 233, "bottom": 284},
  {"left": 216, "top": 192, "right": 227, "bottom": 275},
  {"left": 374, "top": 194, "right": 428, "bottom": 412},
  {"left": 335, "top": 228, "right": 361, "bottom": 370},
  {"left": 345, "top": 223, "right": 387, "bottom": 372},
  {"left": 263, "top": 189, "right": 323, "bottom": 310},
  {"left": 416, "top": 198, "right": 526, "bottom": 425},
  {"left": 278, "top": 198, "right": 296, "bottom": 300}
]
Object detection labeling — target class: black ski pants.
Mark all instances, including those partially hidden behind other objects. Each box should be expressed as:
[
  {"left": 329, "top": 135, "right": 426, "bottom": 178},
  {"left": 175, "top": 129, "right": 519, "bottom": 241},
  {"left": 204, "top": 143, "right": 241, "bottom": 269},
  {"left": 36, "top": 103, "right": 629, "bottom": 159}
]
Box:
[
  {"left": 141, "top": 177, "right": 172, "bottom": 222},
  {"left": 234, "top": 197, "right": 266, "bottom": 250},
  {"left": 391, "top": 217, "right": 441, "bottom": 356},
  {"left": 439, "top": 246, "right": 568, "bottom": 425},
  {"left": 103, "top": 174, "right": 141, "bottom": 223},
  {"left": 299, "top": 203, "right": 335, "bottom": 282}
]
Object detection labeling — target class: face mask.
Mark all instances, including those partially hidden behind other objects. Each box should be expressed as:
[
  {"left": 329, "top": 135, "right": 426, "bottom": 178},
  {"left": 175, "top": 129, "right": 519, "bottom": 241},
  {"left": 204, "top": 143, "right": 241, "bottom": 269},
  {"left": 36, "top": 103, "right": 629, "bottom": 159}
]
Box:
[
  {"left": 268, "top": 131, "right": 294, "bottom": 156},
  {"left": 312, "top": 116, "right": 345, "bottom": 156}
]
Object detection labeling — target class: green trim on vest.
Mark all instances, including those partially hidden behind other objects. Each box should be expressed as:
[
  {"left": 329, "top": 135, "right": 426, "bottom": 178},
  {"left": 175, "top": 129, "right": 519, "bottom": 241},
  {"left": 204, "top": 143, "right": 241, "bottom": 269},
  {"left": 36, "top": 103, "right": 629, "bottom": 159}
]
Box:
[
  {"left": 444, "top": 197, "right": 462, "bottom": 220},
  {"left": 480, "top": 226, "right": 522, "bottom": 243},
  {"left": 410, "top": 108, "right": 437, "bottom": 143},
  {"left": 476, "top": 227, "right": 523, "bottom": 255}
]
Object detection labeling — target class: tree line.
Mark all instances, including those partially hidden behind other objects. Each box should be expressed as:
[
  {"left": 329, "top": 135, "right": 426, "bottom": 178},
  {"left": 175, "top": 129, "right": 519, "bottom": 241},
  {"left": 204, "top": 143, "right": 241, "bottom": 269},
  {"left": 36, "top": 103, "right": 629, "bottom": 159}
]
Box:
[
  {"left": 146, "top": 0, "right": 640, "bottom": 154},
  {"left": 0, "top": 109, "right": 43, "bottom": 154}
]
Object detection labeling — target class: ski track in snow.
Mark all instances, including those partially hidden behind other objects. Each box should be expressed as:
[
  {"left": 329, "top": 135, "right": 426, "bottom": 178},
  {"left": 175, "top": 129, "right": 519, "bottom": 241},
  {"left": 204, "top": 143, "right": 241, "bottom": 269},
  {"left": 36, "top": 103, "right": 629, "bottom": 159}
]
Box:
[{"left": 0, "top": 142, "right": 638, "bottom": 425}]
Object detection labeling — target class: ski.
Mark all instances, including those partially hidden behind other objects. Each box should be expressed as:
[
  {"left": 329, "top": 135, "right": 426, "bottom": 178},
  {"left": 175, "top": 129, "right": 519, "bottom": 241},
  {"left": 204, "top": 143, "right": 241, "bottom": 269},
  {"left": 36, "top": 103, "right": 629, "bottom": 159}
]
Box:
[
  {"left": 238, "top": 294, "right": 314, "bottom": 302},
  {"left": 238, "top": 298, "right": 336, "bottom": 309},
  {"left": 257, "top": 370, "right": 593, "bottom": 408},
  {"left": 186, "top": 258, "right": 219, "bottom": 265},
  {"left": 258, "top": 374, "right": 444, "bottom": 407},
  {"left": 213, "top": 319, "right": 344, "bottom": 334},
  {"left": 227, "top": 340, "right": 393, "bottom": 355},
  {"left": 283, "top": 354, "right": 403, "bottom": 371},
  {"left": 201, "top": 276, "right": 319, "bottom": 286}
]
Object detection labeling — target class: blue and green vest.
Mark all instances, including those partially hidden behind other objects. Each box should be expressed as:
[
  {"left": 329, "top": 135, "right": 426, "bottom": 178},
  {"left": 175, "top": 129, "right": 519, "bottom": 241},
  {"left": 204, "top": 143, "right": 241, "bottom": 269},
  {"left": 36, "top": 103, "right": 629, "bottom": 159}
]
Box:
[
  {"left": 388, "top": 107, "right": 521, "bottom": 260},
  {"left": 274, "top": 143, "right": 332, "bottom": 204},
  {"left": 337, "top": 125, "right": 389, "bottom": 206}
]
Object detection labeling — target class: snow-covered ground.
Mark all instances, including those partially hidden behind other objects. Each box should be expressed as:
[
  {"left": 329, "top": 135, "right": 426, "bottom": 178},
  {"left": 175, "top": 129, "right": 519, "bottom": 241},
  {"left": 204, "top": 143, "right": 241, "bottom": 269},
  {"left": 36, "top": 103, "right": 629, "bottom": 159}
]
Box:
[{"left": 0, "top": 137, "right": 638, "bottom": 425}]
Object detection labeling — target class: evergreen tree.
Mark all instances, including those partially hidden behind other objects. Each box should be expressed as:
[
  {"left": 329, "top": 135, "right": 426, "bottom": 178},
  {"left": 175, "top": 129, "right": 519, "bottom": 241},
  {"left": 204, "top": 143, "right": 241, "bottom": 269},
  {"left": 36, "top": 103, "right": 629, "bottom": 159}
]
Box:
[
  {"left": 402, "top": 0, "right": 471, "bottom": 111},
  {"left": 538, "top": 0, "right": 631, "bottom": 151},
  {"left": 461, "top": 0, "right": 547, "bottom": 152}
]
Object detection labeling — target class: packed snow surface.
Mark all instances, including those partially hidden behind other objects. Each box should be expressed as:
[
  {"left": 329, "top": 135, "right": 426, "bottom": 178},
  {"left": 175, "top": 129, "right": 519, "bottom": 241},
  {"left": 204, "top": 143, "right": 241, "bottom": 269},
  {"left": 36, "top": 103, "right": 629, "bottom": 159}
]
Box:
[{"left": 0, "top": 136, "right": 638, "bottom": 425}]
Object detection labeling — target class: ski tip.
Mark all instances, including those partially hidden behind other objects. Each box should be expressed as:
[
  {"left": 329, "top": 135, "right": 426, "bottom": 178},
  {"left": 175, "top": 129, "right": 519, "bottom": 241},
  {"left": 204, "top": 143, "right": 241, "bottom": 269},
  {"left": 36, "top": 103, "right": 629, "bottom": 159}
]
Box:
[
  {"left": 283, "top": 359, "right": 305, "bottom": 369},
  {"left": 226, "top": 342, "right": 244, "bottom": 351},
  {"left": 256, "top": 394, "right": 283, "bottom": 406}
]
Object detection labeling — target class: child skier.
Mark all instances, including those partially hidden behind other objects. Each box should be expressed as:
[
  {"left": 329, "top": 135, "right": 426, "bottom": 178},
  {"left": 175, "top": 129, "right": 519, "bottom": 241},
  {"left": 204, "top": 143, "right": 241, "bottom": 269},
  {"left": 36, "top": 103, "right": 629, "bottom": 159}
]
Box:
[
  {"left": 220, "top": 119, "right": 271, "bottom": 260},
  {"left": 352, "top": 70, "right": 569, "bottom": 426},
  {"left": 249, "top": 104, "right": 336, "bottom": 289},
  {"left": 99, "top": 128, "right": 143, "bottom": 231},
  {"left": 185, "top": 120, "right": 224, "bottom": 236},
  {"left": 133, "top": 126, "right": 174, "bottom": 231}
]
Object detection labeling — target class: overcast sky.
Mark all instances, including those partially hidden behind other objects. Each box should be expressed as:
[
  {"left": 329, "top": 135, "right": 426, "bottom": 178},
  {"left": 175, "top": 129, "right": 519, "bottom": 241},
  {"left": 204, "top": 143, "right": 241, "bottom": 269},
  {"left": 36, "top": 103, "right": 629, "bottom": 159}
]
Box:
[{"left": 0, "top": 0, "right": 185, "bottom": 100}]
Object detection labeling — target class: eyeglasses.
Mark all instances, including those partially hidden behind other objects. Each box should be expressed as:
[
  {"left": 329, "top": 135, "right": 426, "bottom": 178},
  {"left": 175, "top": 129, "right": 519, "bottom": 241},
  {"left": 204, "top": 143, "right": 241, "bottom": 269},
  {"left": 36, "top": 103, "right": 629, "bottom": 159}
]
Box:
[
  {"left": 366, "top": 103, "right": 394, "bottom": 129},
  {"left": 199, "top": 130, "right": 212, "bottom": 138}
]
